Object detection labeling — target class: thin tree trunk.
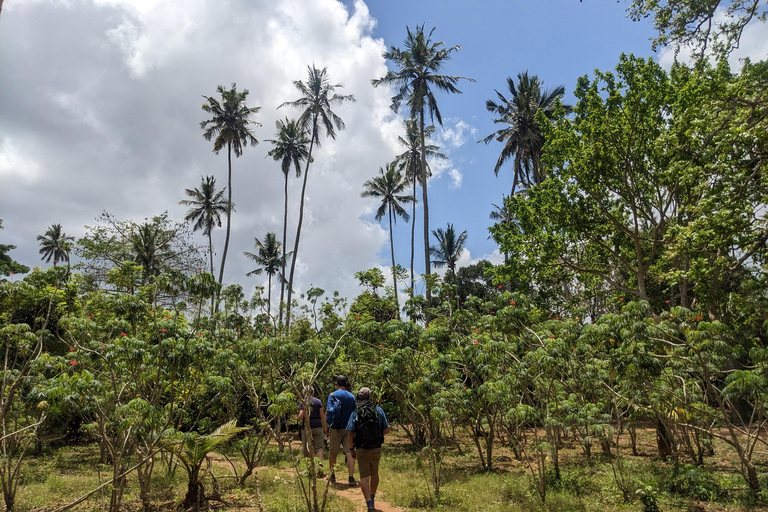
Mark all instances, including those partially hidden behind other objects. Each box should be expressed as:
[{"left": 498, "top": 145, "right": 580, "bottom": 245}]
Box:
[
  {"left": 208, "top": 231, "right": 215, "bottom": 313},
  {"left": 279, "top": 173, "right": 288, "bottom": 325},
  {"left": 388, "top": 208, "right": 399, "bottom": 313},
  {"left": 216, "top": 143, "right": 233, "bottom": 313},
  {"left": 286, "top": 120, "right": 317, "bottom": 331},
  {"left": 410, "top": 173, "right": 416, "bottom": 298},
  {"left": 420, "top": 110, "right": 431, "bottom": 310}
]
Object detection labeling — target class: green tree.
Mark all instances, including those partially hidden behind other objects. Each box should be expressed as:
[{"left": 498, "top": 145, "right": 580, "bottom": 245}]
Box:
[
  {"left": 393, "top": 119, "right": 446, "bottom": 296},
  {"left": 36, "top": 223, "right": 74, "bottom": 270},
  {"left": 373, "top": 25, "right": 473, "bottom": 305},
  {"left": 200, "top": 83, "right": 260, "bottom": 287},
  {"left": 481, "top": 71, "right": 570, "bottom": 196},
  {"left": 244, "top": 232, "right": 286, "bottom": 318},
  {"left": 361, "top": 162, "right": 413, "bottom": 312},
  {"left": 267, "top": 117, "right": 311, "bottom": 326},
  {"left": 430, "top": 223, "right": 468, "bottom": 279},
  {"left": 179, "top": 175, "right": 229, "bottom": 276},
  {"left": 0, "top": 220, "right": 29, "bottom": 277},
  {"left": 279, "top": 65, "right": 355, "bottom": 329},
  {"left": 628, "top": 0, "right": 768, "bottom": 59}
]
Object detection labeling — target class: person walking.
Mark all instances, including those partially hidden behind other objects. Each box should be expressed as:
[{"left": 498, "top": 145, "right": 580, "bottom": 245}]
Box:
[
  {"left": 326, "top": 375, "right": 357, "bottom": 485},
  {"left": 347, "top": 387, "right": 390, "bottom": 511},
  {"left": 297, "top": 386, "right": 327, "bottom": 477}
]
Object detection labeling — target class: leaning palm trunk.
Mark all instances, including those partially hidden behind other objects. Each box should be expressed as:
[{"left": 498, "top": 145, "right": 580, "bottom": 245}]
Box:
[
  {"left": 279, "top": 174, "right": 289, "bottom": 325},
  {"left": 216, "top": 143, "right": 234, "bottom": 314},
  {"left": 388, "top": 208, "right": 399, "bottom": 312},
  {"left": 286, "top": 123, "right": 317, "bottom": 330}
]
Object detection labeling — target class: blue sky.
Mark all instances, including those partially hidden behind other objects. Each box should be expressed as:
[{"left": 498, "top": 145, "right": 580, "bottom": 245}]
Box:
[
  {"left": 1, "top": 0, "right": 763, "bottom": 310},
  {"left": 358, "top": 0, "right": 658, "bottom": 279}
]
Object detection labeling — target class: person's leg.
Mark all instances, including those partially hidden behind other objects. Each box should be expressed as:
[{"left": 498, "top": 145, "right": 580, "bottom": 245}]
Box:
[
  {"left": 359, "top": 476, "right": 371, "bottom": 502},
  {"left": 346, "top": 446, "right": 356, "bottom": 479},
  {"left": 357, "top": 449, "right": 374, "bottom": 509},
  {"left": 328, "top": 429, "right": 341, "bottom": 479},
  {"left": 369, "top": 448, "right": 382, "bottom": 504}
]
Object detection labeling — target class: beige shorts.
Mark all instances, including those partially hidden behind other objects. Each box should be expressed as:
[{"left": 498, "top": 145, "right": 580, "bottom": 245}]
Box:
[
  {"left": 329, "top": 428, "right": 350, "bottom": 455},
  {"left": 356, "top": 447, "right": 382, "bottom": 479},
  {"left": 301, "top": 427, "right": 325, "bottom": 455}
]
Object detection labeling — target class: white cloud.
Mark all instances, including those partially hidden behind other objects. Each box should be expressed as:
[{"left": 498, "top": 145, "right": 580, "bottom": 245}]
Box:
[
  {"left": 658, "top": 11, "right": 768, "bottom": 70},
  {"left": 436, "top": 118, "right": 477, "bottom": 149},
  {"left": 448, "top": 168, "right": 463, "bottom": 188},
  {"left": 0, "top": 0, "right": 401, "bottom": 308}
]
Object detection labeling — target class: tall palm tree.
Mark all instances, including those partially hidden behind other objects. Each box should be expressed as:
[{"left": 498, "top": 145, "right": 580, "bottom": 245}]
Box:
[
  {"left": 37, "top": 224, "right": 74, "bottom": 270},
  {"left": 267, "top": 118, "right": 311, "bottom": 325},
  {"left": 372, "top": 25, "right": 473, "bottom": 305},
  {"left": 179, "top": 175, "right": 229, "bottom": 276},
  {"left": 244, "top": 232, "right": 286, "bottom": 318},
  {"left": 393, "top": 119, "right": 446, "bottom": 296},
  {"left": 279, "top": 65, "right": 355, "bottom": 329},
  {"left": 480, "top": 71, "right": 571, "bottom": 196},
  {"left": 361, "top": 162, "right": 413, "bottom": 311},
  {"left": 430, "top": 223, "right": 468, "bottom": 280},
  {"left": 200, "top": 83, "right": 260, "bottom": 288}
]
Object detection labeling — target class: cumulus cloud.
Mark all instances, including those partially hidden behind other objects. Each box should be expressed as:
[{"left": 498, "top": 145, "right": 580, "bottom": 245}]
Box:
[{"left": 0, "top": 0, "right": 406, "bottom": 307}]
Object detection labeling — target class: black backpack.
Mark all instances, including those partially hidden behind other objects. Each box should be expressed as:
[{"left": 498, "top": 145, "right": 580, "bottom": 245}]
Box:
[{"left": 354, "top": 402, "right": 383, "bottom": 449}]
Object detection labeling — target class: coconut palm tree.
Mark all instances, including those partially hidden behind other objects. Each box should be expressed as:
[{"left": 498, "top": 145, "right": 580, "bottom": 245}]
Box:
[
  {"left": 361, "top": 162, "right": 413, "bottom": 311},
  {"left": 179, "top": 175, "right": 229, "bottom": 276},
  {"left": 130, "top": 221, "right": 174, "bottom": 282},
  {"left": 480, "top": 71, "right": 571, "bottom": 196},
  {"left": 393, "top": 119, "right": 446, "bottom": 296},
  {"left": 430, "top": 223, "right": 468, "bottom": 280},
  {"left": 244, "top": 232, "right": 287, "bottom": 318},
  {"left": 37, "top": 224, "right": 74, "bottom": 270},
  {"left": 267, "top": 118, "right": 311, "bottom": 325},
  {"left": 200, "top": 83, "right": 260, "bottom": 288},
  {"left": 372, "top": 25, "right": 473, "bottom": 304},
  {"left": 278, "top": 65, "right": 355, "bottom": 329}
]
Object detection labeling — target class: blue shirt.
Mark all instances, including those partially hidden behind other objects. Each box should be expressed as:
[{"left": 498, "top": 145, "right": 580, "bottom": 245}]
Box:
[
  {"left": 329, "top": 389, "right": 356, "bottom": 427},
  {"left": 346, "top": 405, "right": 389, "bottom": 432}
]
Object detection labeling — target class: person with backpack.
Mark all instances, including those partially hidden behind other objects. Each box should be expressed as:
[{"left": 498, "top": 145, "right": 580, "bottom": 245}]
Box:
[
  {"left": 347, "top": 387, "right": 390, "bottom": 512},
  {"left": 297, "top": 386, "right": 327, "bottom": 477},
  {"left": 326, "top": 375, "right": 357, "bottom": 486}
]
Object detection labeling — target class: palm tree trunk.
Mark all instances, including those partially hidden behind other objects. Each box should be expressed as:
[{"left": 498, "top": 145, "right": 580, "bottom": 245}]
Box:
[
  {"left": 279, "top": 174, "right": 288, "bottom": 326},
  {"left": 388, "top": 207, "right": 399, "bottom": 314},
  {"left": 286, "top": 120, "right": 317, "bottom": 331},
  {"left": 410, "top": 173, "right": 416, "bottom": 299},
  {"left": 267, "top": 274, "right": 273, "bottom": 318},
  {"left": 208, "top": 231, "right": 215, "bottom": 313},
  {"left": 420, "top": 110, "right": 431, "bottom": 309},
  {"left": 216, "top": 143, "right": 233, "bottom": 313}
]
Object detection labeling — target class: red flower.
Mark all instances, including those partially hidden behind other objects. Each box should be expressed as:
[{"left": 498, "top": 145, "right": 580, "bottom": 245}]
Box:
[
  {"left": 665, "top": 300, "right": 670, "bottom": 304},
  {"left": 198, "top": 267, "right": 202, "bottom": 271},
  {"left": 121, "top": 332, "right": 127, "bottom": 336},
  {"left": 619, "top": 298, "right": 624, "bottom": 301},
  {"left": 380, "top": 345, "right": 384, "bottom": 348},
  {"left": 197, "top": 333, "right": 202, "bottom": 337},
  {"left": 498, "top": 285, "right": 502, "bottom": 289},
  {"left": 491, "top": 311, "right": 496, "bottom": 315},
  {"left": 463, "top": 386, "right": 467, "bottom": 390},
  {"left": 550, "top": 335, "right": 555, "bottom": 339},
  {"left": 230, "top": 346, "right": 234, "bottom": 350},
  {"left": 474, "top": 329, "right": 479, "bottom": 333},
  {"left": 355, "top": 316, "right": 360, "bottom": 319},
  {"left": 473, "top": 341, "right": 479, "bottom": 345},
  {"left": 161, "top": 328, "right": 167, "bottom": 332},
  {"left": 696, "top": 315, "right": 703, "bottom": 321},
  {"left": 101, "top": 346, "right": 105, "bottom": 350},
  {"left": 510, "top": 301, "right": 516, "bottom": 305},
  {"left": 69, "top": 347, "right": 76, "bottom": 352},
  {"left": 265, "top": 327, "right": 270, "bottom": 331},
  {"left": 70, "top": 361, "right": 77, "bottom": 366}
]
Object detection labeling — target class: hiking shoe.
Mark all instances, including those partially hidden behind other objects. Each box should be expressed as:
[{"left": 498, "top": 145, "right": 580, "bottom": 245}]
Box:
[
  {"left": 348, "top": 476, "right": 357, "bottom": 487},
  {"left": 329, "top": 473, "right": 336, "bottom": 483}
]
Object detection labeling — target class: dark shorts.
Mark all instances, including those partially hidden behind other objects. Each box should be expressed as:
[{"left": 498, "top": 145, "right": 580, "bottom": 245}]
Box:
[{"left": 356, "top": 447, "right": 382, "bottom": 479}]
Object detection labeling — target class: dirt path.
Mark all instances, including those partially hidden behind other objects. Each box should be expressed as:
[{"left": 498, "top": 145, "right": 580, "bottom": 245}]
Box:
[{"left": 328, "top": 480, "right": 403, "bottom": 512}]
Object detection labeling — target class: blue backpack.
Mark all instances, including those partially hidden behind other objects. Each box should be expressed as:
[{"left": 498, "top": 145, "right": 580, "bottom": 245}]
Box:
[{"left": 326, "top": 392, "right": 343, "bottom": 429}]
